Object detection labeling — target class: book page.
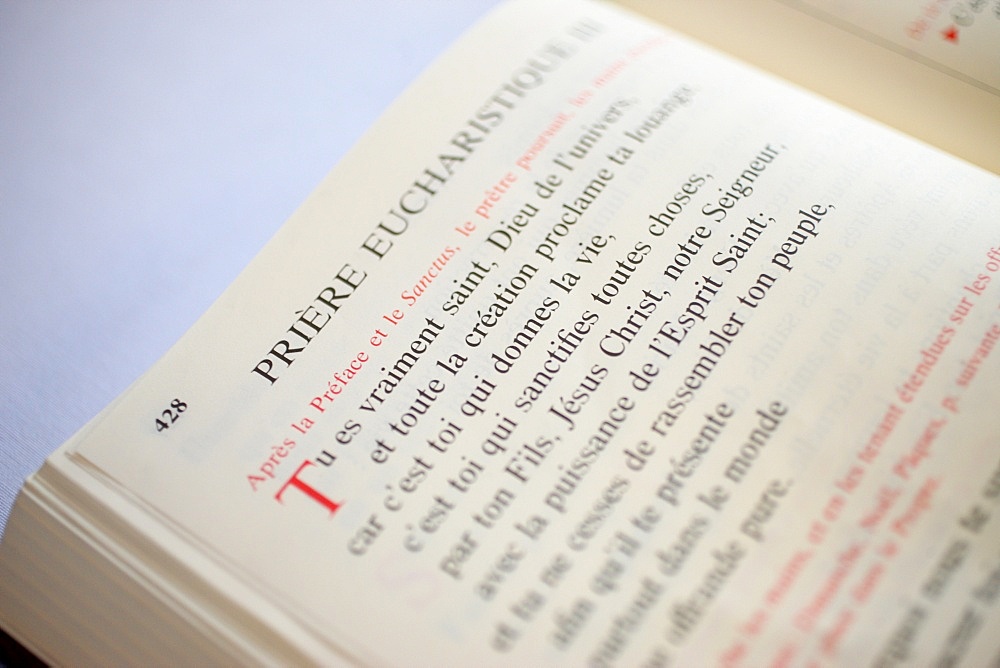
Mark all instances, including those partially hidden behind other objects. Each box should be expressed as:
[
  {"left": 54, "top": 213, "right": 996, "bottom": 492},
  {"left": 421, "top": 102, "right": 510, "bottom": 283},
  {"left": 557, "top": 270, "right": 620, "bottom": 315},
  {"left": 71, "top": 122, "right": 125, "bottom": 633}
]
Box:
[
  {"left": 58, "top": 0, "right": 1000, "bottom": 664},
  {"left": 616, "top": 0, "right": 1000, "bottom": 177},
  {"left": 781, "top": 0, "right": 1000, "bottom": 94}
]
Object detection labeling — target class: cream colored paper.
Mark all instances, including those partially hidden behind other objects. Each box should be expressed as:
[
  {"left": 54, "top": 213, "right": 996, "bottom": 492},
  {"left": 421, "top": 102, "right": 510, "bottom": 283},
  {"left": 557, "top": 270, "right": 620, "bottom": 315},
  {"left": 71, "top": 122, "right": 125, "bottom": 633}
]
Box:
[{"left": 44, "top": 0, "right": 1000, "bottom": 664}]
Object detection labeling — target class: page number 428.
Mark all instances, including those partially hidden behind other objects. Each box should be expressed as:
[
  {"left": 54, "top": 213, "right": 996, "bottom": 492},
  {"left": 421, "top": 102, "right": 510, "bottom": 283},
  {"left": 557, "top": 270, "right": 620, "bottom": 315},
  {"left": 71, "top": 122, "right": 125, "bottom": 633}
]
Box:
[{"left": 155, "top": 399, "right": 188, "bottom": 432}]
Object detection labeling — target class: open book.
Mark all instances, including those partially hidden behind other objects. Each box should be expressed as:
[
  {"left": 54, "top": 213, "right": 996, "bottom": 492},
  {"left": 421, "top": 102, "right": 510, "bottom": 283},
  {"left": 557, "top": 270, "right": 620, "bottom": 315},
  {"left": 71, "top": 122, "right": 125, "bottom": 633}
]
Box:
[{"left": 2, "top": 0, "right": 999, "bottom": 664}]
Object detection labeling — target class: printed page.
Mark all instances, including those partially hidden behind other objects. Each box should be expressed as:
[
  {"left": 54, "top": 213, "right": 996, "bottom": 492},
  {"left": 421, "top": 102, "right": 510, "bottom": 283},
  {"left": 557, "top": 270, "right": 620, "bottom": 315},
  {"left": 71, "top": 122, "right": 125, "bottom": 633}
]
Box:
[
  {"left": 615, "top": 0, "right": 1000, "bottom": 176},
  {"left": 781, "top": 0, "right": 1000, "bottom": 94},
  {"left": 60, "top": 0, "right": 1000, "bottom": 664}
]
